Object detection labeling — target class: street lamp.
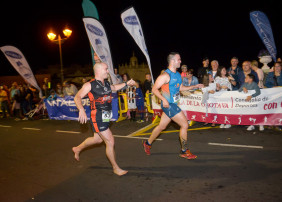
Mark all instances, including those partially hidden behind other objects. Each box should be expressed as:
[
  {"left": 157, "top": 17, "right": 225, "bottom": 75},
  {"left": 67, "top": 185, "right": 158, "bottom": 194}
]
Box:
[{"left": 47, "top": 28, "right": 72, "bottom": 85}]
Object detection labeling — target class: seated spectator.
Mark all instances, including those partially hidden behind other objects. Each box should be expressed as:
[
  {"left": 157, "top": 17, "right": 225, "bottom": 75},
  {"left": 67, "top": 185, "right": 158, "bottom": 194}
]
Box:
[
  {"left": 265, "top": 62, "right": 282, "bottom": 88},
  {"left": 238, "top": 74, "right": 263, "bottom": 131},
  {"left": 63, "top": 81, "right": 78, "bottom": 96},
  {"left": 238, "top": 61, "right": 259, "bottom": 88},
  {"left": 183, "top": 69, "right": 199, "bottom": 88},
  {"left": 251, "top": 60, "right": 264, "bottom": 88}
]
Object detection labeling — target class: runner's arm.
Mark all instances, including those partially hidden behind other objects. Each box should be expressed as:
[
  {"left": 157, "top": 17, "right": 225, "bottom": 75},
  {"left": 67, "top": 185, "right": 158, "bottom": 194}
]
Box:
[
  {"left": 74, "top": 82, "right": 91, "bottom": 124},
  {"left": 152, "top": 73, "right": 170, "bottom": 107},
  {"left": 180, "top": 83, "right": 204, "bottom": 91},
  {"left": 111, "top": 79, "right": 135, "bottom": 91}
]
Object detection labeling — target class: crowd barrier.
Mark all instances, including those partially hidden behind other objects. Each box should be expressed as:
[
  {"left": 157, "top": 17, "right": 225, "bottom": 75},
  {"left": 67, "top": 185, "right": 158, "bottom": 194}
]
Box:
[
  {"left": 44, "top": 92, "right": 153, "bottom": 121},
  {"left": 152, "top": 87, "right": 282, "bottom": 126}
]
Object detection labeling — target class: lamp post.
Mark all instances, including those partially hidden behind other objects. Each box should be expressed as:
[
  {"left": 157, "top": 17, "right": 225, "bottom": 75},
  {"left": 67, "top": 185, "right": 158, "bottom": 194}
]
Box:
[{"left": 47, "top": 28, "right": 72, "bottom": 85}]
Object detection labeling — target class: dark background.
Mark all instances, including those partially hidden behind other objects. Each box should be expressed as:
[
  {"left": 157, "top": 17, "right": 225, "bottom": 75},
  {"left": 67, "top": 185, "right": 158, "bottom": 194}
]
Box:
[{"left": 0, "top": 0, "right": 281, "bottom": 79}]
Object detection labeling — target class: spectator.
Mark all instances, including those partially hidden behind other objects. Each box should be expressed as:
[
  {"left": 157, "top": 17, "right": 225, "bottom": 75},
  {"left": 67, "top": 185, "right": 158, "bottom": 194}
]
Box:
[
  {"left": 227, "top": 57, "right": 242, "bottom": 90},
  {"left": 238, "top": 74, "right": 263, "bottom": 131},
  {"left": 208, "top": 60, "right": 219, "bottom": 78},
  {"left": 135, "top": 80, "right": 145, "bottom": 123},
  {"left": 215, "top": 66, "right": 233, "bottom": 92},
  {"left": 143, "top": 73, "right": 152, "bottom": 94},
  {"left": 0, "top": 85, "right": 11, "bottom": 118},
  {"left": 183, "top": 69, "right": 199, "bottom": 88},
  {"left": 47, "top": 89, "right": 57, "bottom": 101},
  {"left": 214, "top": 66, "right": 233, "bottom": 129},
  {"left": 251, "top": 60, "right": 264, "bottom": 89},
  {"left": 43, "top": 77, "right": 51, "bottom": 90},
  {"left": 197, "top": 57, "right": 210, "bottom": 83},
  {"left": 202, "top": 74, "right": 217, "bottom": 127},
  {"left": 42, "top": 84, "right": 50, "bottom": 98},
  {"left": 81, "top": 77, "right": 88, "bottom": 86},
  {"left": 265, "top": 62, "right": 282, "bottom": 88},
  {"left": 18, "top": 85, "right": 28, "bottom": 117},
  {"left": 114, "top": 68, "right": 123, "bottom": 84},
  {"left": 180, "top": 64, "right": 188, "bottom": 79},
  {"left": 10, "top": 82, "right": 20, "bottom": 117},
  {"left": 25, "top": 84, "right": 35, "bottom": 112},
  {"left": 127, "top": 85, "right": 137, "bottom": 121},
  {"left": 55, "top": 83, "right": 64, "bottom": 97},
  {"left": 238, "top": 61, "right": 259, "bottom": 88},
  {"left": 63, "top": 81, "right": 78, "bottom": 96}
]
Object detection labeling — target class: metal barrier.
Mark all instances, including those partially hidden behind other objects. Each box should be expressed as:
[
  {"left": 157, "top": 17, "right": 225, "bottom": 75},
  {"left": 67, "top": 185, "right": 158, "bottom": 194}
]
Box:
[{"left": 116, "top": 92, "right": 128, "bottom": 122}]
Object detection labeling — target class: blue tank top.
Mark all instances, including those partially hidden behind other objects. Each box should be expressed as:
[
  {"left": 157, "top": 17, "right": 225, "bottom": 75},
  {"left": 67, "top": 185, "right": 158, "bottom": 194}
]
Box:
[{"left": 161, "top": 69, "right": 182, "bottom": 103}]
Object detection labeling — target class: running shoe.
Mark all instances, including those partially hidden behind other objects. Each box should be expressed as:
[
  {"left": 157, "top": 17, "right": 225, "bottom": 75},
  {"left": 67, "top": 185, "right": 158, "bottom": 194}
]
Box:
[
  {"left": 179, "top": 149, "right": 197, "bottom": 159},
  {"left": 142, "top": 141, "right": 151, "bottom": 155}
]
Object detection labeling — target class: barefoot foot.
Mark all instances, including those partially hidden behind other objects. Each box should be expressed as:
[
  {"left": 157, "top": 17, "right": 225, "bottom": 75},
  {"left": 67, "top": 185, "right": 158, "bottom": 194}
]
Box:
[
  {"left": 72, "top": 147, "right": 80, "bottom": 161},
  {"left": 113, "top": 168, "right": 128, "bottom": 176}
]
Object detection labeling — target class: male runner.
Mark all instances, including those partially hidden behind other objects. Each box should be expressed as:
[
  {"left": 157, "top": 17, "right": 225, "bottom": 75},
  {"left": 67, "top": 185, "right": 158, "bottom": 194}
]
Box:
[
  {"left": 143, "top": 52, "right": 203, "bottom": 159},
  {"left": 72, "top": 62, "right": 135, "bottom": 176}
]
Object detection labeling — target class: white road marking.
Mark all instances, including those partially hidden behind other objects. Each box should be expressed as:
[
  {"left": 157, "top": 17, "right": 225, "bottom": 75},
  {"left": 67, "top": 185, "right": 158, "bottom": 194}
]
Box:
[
  {"left": 56, "top": 130, "right": 81, "bottom": 134},
  {"left": 22, "top": 127, "right": 41, "bottom": 131},
  {"left": 0, "top": 125, "right": 11, "bottom": 128},
  {"left": 208, "top": 142, "right": 263, "bottom": 149},
  {"left": 114, "top": 135, "right": 163, "bottom": 141}
]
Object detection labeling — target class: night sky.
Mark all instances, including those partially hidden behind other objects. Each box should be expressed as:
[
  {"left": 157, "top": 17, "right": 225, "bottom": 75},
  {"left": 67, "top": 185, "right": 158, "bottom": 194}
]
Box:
[{"left": 0, "top": 0, "right": 281, "bottom": 80}]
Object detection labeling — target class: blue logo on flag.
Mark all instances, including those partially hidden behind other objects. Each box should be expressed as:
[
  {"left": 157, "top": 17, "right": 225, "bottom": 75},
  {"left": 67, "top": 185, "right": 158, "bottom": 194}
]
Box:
[
  {"left": 5, "top": 51, "right": 22, "bottom": 59},
  {"left": 95, "top": 39, "right": 102, "bottom": 45},
  {"left": 100, "top": 55, "right": 106, "bottom": 60},
  {"left": 124, "top": 16, "right": 139, "bottom": 25},
  {"left": 86, "top": 24, "right": 103, "bottom": 36}
]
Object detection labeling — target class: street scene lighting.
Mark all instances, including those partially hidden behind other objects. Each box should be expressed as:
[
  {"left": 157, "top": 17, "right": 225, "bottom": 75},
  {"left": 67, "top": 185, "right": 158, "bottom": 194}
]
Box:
[{"left": 47, "top": 28, "right": 72, "bottom": 85}]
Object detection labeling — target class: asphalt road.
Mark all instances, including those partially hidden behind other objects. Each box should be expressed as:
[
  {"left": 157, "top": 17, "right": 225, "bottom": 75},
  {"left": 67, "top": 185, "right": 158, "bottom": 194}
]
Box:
[{"left": 0, "top": 118, "right": 282, "bottom": 202}]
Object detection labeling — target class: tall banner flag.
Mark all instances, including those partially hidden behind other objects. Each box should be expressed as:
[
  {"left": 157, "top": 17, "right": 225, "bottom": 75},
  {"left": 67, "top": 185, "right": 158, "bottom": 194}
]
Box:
[
  {"left": 82, "top": 17, "right": 118, "bottom": 85},
  {"left": 121, "top": 7, "right": 154, "bottom": 84},
  {"left": 82, "top": 0, "right": 99, "bottom": 67},
  {"left": 0, "top": 45, "right": 42, "bottom": 97},
  {"left": 250, "top": 11, "right": 277, "bottom": 62}
]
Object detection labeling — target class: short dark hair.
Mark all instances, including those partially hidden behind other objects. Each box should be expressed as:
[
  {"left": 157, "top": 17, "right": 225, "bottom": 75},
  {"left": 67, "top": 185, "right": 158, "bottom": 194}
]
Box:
[
  {"left": 231, "top": 56, "right": 239, "bottom": 60},
  {"left": 247, "top": 74, "right": 255, "bottom": 81},
  {"left": 167, "top": 52, "right": 179, "bottom": 63}
]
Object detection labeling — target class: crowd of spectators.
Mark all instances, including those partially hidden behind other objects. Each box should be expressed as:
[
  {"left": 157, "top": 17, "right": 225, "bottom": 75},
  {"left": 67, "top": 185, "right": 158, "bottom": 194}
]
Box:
[{"left": 1, "top": 56, "right": 281, "bottom": 130}]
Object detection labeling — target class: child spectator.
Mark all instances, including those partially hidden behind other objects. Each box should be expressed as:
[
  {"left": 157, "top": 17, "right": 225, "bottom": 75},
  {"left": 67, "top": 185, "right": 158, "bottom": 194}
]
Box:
[
  {"left": 214, "top": 66, "right": 234, "bottom": 128},
  {"left": 127, "top": 85, "right": 137, "bottom": 121},
  {"left": 135, "top": 80, "right": 145, "bottom": 123},
  {"left": 238, "top": 74, "right": 263, "bottom": 131}
]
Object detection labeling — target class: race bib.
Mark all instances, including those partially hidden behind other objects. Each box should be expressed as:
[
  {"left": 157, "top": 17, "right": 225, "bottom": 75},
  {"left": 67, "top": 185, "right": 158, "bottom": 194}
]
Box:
[
  {"left": 173, "top": 92, "right": 180, "bottom": 103},
  {"left": 102, "top": 110, "right": 112, "bottom": 122}
]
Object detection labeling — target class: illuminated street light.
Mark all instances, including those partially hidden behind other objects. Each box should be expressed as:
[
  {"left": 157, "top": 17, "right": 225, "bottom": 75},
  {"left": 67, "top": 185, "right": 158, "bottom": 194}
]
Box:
[{"left": 47, "top": 28, "right": 72, "bottom": 85}]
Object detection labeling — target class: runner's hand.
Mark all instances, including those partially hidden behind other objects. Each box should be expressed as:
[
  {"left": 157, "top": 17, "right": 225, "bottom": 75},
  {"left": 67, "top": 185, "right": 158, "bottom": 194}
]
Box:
[
  {"left": 162, "top": 99, "right": 169, "bottom": 108},
  {"left": 196, "top": 84, "right": 204, "bottom": 88},
  {"left": 127, "top": 79, "right": 135, "bottom": 86},
  {"left": 78, "top": 109, "right": 87, "bottom": 124}
]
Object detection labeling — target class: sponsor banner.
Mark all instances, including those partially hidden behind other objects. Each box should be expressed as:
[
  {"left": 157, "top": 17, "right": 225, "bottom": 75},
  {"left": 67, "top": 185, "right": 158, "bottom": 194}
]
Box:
[
  {"left": 250, "top": 11, "right": 277, "bottom": 62},
  {"left": 83, "top": 17, "right": 118, "bottom": 84},
  {"left": 82, "top": 0, "right": 99, "bottom": 67},
  {"left": 0, "top": 45, "right": 42, "bottom": 97},
  {"left": 44, "top": 96, "right": 90, "bottom": 120},
  {"left": 152, "top": 88, "right": 282, "bottom": 125},
  {"left": 121, "top": 7, "right": 154, "bottom": 83}
]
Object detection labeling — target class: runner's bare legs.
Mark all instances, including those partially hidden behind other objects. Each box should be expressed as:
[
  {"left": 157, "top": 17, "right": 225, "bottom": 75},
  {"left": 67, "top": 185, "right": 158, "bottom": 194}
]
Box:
[
  {"left": 72, "top": 133, "right": 103, "bottom": 161},
  {"left": 148, "top": 112, "right": 171, "bottom": 144},
  {"left": 171, "top": 111, "right": 189, "bottom": 150},
  {"left": 99, "top": 128, "right": 128, "bottom": 176}
]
